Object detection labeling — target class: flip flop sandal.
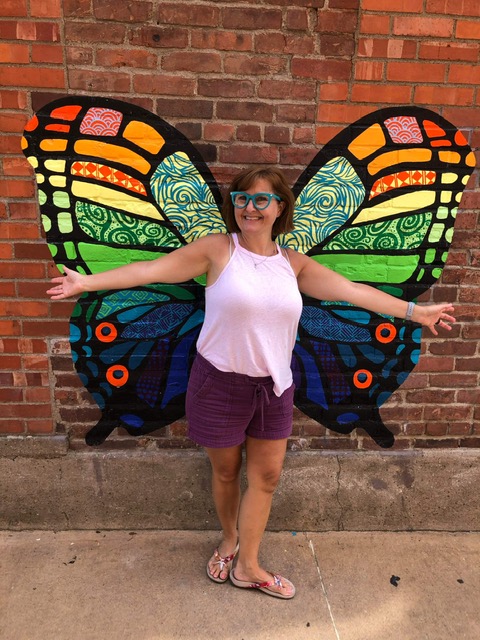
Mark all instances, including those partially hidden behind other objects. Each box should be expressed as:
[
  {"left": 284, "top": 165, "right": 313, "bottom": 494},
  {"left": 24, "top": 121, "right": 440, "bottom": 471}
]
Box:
[
  {"left": 230, "top": 570, "right": 296, "bottom": 600},
  {"left": 206, "top": 543, "right": 239, "bottom": 583}
]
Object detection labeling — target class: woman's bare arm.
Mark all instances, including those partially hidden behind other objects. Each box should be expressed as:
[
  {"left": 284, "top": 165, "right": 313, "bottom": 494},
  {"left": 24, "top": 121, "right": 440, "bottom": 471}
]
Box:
[
  {"left": 47, "top": 234, "right": 225, "bottom": 300},
  {"left": 290, "top": 251, "right": 455, "bottom": 336}
]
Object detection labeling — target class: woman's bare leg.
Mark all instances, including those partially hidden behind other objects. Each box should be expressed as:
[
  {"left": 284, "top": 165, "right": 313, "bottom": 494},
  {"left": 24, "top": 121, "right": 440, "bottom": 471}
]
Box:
[
  {"left": 233, "top": 436, "right": 293, "bottom": 597},
  {"left": 205, "top": 444, "right": 243, "bottom": 579}
]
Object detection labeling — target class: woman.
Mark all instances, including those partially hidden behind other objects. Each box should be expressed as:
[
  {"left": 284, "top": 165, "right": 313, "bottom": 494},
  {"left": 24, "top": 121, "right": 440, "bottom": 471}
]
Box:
[{"left": 47, "top": 167, "right": 455, "bottom": 600}]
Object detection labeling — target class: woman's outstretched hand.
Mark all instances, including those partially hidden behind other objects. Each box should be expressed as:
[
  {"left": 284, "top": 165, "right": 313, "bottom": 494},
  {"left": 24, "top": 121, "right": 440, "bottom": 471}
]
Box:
[
  {"left": 413, "top": 303, "right": 456, "bottom": 336},
  {"left": 47, "top": 266, "right": 86, "bottom": 300}
]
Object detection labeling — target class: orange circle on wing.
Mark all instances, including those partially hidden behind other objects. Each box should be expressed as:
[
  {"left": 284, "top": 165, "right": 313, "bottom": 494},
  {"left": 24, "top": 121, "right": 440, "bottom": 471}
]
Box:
[
  {"left": 106, "top": 365, "right": 129, "bottom": 387},
  {"left": 375, "top": 323, "right": 397, "bottom": 344},
  {"left": 353, "top": 369, "right": 373, "bottom": 389},
  {"left": 95, "top": 322, "right": 117, "bottom": 343}
]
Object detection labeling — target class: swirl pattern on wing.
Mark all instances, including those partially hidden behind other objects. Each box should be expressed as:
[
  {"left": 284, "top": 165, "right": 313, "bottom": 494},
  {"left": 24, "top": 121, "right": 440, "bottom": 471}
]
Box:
[
  {"left": 151, "top": 151, "right": 226, "bottom": 243},
  {"left": 76, "top": 201, "right": 182, "bottom": 248},
  {"left": 324, "top": 212, "right": 433, "bottom": 251},
  {"left": 279, "top": 156, "right": 365, "bottom": 253}
]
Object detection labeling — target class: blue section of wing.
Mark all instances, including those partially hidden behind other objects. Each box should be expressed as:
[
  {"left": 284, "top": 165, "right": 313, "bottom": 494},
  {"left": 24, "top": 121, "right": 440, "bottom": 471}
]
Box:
[
  {"left": 301, "top": 306, "right": 371, "bottom": 342},
  {"left": 293, "top": 343, "right": 327, "bottom": 409}
]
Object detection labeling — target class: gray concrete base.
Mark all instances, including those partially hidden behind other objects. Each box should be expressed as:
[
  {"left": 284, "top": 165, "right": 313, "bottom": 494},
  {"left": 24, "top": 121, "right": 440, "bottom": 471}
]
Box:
[
  {"left": 1, "top": 438, "right": 479, "bottom": 531},
  {"left": 1, "top": 530, "right": 479, "bottom": 640}
]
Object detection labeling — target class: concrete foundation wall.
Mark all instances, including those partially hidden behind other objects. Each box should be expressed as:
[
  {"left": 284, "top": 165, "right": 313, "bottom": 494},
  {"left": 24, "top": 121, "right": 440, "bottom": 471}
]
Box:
[{"left": 1, "top": 437, "right": 478, "bottom": 531}]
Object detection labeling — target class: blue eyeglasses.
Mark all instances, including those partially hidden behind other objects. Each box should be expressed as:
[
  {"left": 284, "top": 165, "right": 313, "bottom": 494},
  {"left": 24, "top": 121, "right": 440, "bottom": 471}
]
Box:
[{"left": 230, "top": 192, "right": 282, "bottom": 210}]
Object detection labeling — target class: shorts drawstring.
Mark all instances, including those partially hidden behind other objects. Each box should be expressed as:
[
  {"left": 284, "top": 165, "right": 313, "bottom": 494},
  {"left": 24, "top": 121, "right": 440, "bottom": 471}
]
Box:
[{"left": 254, "top": 383, "right": 271, "bottom": 431}]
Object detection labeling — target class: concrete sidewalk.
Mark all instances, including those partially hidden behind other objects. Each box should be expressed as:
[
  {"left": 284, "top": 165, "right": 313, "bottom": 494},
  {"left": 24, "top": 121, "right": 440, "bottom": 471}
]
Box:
[{"left": 1, "top": 530, "right": 478, "bottom": 640}]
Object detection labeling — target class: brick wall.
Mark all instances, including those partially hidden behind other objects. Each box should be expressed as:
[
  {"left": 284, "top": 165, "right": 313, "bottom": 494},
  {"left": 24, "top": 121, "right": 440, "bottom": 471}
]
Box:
[{"left": 1, "top": 0, "right": 479, "bottom": 451}]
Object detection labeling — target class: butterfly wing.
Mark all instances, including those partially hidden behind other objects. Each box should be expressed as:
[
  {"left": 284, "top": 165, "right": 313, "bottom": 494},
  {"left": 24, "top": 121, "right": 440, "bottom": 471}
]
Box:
[
  {"left": 279, "top": 107, "right": 475, "bottom": 447},
  {"left": 22, "top": 96, "right": 226, "bottom": 444}
]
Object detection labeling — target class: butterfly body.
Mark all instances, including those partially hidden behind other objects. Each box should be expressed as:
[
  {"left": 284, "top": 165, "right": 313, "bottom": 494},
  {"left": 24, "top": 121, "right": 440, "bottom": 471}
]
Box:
[{"left": 22, "top": 98, "right": 475, "bottom": 446}]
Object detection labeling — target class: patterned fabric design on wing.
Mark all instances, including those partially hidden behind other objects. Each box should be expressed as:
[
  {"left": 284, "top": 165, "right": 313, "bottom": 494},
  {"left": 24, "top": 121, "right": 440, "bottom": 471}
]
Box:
[
  {"left": 79, "top": 107, "right": 123, "bottom": 136},
  {"left": 151, "top": 151, "right": 226, "bottom": 243},
  {"left": 76, "top": 201, "right": 182, "bottom": 248},
  {"left": 278, "top": 157, "right": 365, "bottom": 253},
  {"left": 384, "top": 116, "right": 423, "bottom": 144}
]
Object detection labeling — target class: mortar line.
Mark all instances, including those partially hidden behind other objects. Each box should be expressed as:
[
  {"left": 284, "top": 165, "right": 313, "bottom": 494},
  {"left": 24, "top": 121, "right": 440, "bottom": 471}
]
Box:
[{"left": 308, "top": 537, "right": 341, "bottom": 640}]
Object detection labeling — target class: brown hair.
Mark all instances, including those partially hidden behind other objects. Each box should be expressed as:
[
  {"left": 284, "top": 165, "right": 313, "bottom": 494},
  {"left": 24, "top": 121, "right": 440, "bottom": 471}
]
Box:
[{"left": 222, "top": 167, "right": 295, "bottom": 238}]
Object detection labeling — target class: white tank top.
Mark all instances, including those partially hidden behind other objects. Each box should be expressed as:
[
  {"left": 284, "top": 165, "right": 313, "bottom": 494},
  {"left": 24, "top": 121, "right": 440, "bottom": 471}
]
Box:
[{"left": 196, "top": 233, "right": 303, "bottom": 396}]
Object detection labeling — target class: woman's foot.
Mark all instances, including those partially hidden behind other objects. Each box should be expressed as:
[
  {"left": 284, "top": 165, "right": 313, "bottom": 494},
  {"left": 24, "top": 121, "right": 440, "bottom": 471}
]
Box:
[
  {"left": 206, "top": 540, "right": 239, "bottom": 583},
  {"left": 230, "top": 565, "right": 295, "bottom": 599}
]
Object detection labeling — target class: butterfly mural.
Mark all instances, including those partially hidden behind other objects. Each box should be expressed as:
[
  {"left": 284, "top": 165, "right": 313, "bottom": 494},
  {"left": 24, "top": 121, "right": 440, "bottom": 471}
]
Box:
[{"left": 22, "top": 97, "right": 475, "bottom": 447}]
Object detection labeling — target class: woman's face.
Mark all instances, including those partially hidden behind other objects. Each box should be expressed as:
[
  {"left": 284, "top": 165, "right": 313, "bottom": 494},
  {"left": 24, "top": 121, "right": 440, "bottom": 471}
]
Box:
[{"left": 233, "top": 178, "right": 284, "bottom": 236}]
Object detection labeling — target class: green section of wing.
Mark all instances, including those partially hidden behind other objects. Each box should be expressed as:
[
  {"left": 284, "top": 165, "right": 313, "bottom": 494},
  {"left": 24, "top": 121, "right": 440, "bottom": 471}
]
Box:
[
  {"left": 324, "top": 212, "right": 433, "bottom": 251},
  {"left": 313, "top": 253, "right": 419, "bottom": 284},
  {"left": 76, "top": 201, "right": 182, "bottom": 248}
]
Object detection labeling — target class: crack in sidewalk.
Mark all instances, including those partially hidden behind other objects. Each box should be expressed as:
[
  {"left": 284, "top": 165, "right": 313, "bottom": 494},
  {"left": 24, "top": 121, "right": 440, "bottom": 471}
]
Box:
[{"left": 307, "top": 534, "right": 341, "bottom": 640}]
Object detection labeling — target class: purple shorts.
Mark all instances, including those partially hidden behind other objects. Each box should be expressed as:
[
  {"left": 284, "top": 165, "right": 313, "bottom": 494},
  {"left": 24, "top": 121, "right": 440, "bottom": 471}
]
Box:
[{"left": 186, "top": 353, "right": 294, "bottom": 448}]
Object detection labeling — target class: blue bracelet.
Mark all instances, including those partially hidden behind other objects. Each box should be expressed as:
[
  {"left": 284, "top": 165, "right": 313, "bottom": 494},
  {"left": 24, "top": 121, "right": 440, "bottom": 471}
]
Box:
[{"left": 405, "top": 301, "right": 415, "bottom": 322}]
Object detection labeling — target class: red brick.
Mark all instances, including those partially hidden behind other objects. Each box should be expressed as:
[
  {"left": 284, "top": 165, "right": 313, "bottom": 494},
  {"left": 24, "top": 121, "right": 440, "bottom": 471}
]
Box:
[
  {"left": 329, "top": 0, "right": 359, "bottom": 7},
  {"left": 65, "top": 22, "right": 126, "bottom": 43},
  {"left": 93, "top": 0, "right": 152, "bottom": 21},
  {"left": 191, "top": 30, "right": 252, "bottom": 51},
  {"left": 362, "top": 0, "right": 422, "bottom": 9},
  {"left": 426, "top": 0, "right": 480, "bottom": 16},
  {"left": 0, "top": 355, "right": 22, "bottom": 370},
  {"left": 280, "top": 147, "right": 317, "bottom": 166},
  {"left": 265, "top": 126, "right": 290, "bottom": 144},
  {"left": 320, "top": 34, "right": 355, "bottom": 57},
  {"left": 462, "top": 325, "right": 480, "bottom": 339},
  {"left": 2, "top": 404, "right": 52, "bottom": 419},
  {"left": 9, "top": 203, "right": 40, "bottom": 221},
  {"left": 429, "top": 341, "right": 476, "bottom": 356},
  {"left": 315, "top": 125, "right": 348, "bottom": 143},
  {"left": 354, "top": 61, "right": 384, "bottom": 81},
  {"left": 258, "top": 79, "right": 316, "bottom": 101},
  {"left": 198, "top": 79, "right": 254, "bottom": 98},
  {"left": 129, "top": 26, "right": 188, "bottom": 49},
  {"left": 293, "top": 127, "right": 314, "bottom": 144},
  {"left": 236, "top": 125, "right": 261, "bottom": 142},
  {"left": 319, "top": 83, "right": 349, "bottom": 101},
  {"left": 203, "top": 123, "right": 235, "bottom": 142},
  {"left": 316, "top": 10, "right": 358, "bottom": 34},
  {"left": 0, "top": 300, "right": 49, "bottom": 317},
  {"left": 448, "top": 423, "right": 472, "bottom": 436},
  {"left": 0, "top": 388, "right": 23, "bottom": 403},
  {"left": 68, "top": 69, "right": 130, "bottom": 93},
  {"left": 292, "top": 58, "right": 351, "bottom": 80},
  {"left": 277, "top": 104, "right": 316, "bottom": 123},
  {"left": 133, "top": 74, "right": 196, "bottom": 97},
  {"left": 425, "top": 422, "right": 448, "bottom": 436},
  {"left": 256, "top": 33, "right": 315, "bottom": 56},
  {"left": 359, "top": 14, "right": 391, "bottom": 35},
  {"left": 1, "top": 0, "right": 27, "bottom": 16},
  {"left": 222, "top": 7, "right": 282, "bottom": 30},
  {"left": 15, "top": 21, "right": 61, "bottom": 41},
  {"left": 0, "top": 421, "right": 25, "bottom": 434},
  {"left": 286, "top": 9, "right": 308, "bottom": 30},
  {"left": 352, "top": 83, "right": 412, "bottom": 103},
  {"left": 456, "top": 20, "right": 480, "bottom": 40},
  {"left": 0, "top": 282, "right": 15, "bottom": 296},
  {"left": 63, "top": 0, "right": 91, "bottom": 17},
  {"left": 0, "top": 90, "right": 28, "bottom": 109},
  {"left": 0, "top": 135, "right": 28, "bottom": 154},
  {"left": 393, "top": 16, "right": 454, "bottom": 38},
  {"left": 0, "top": 321, "right": 21, "bottom": 336},
  {"left": 65, "top": 46, "right": 93, "bottom": 65},
  {"left": 24, "top": 387, "right": 51, "bottom": 403},
  {"left": 443, "top": 107, "right": 479, "bottom": 128},
  {"left": 217, "top": 101, "right": 274, "bottom": 122},
  {"left": 415, "top": 85, "right": 474, "bottom": 106},
  {"left": 0, "top": 221, "right": 40, "bottom": 239},
  {"left": 3, "top": 157, "right": 34, "bottom": 177},
  {"left": 419, "top": 41, "right": 478, "bottom": 62},
  {"left": 224, "top": 54, "right": 286, "bottom": 76},
  {"left": 0, "top": 43, "right": 29, "bottom": 63},
  {"left": 31, "top": 43, "right": 64, "bottom": 64},
  {"left": 358, "top": 38, "right": 417, "bottom": 59},
  {"left": 96, "top": 48, "right": 157, "bottom": 69},
  {"left": 162, "top": 52, "right": 222, "bottom": 73},
  {"left": 30, "top": 0, "right": 62, "bottom": 17},
  {"left": 158, "top": 3, "right": 219, "bottom": 27},
  {"left": 22, "top": 320, "right": 70, "bottom": 337},
  {"left": 27, "top": 419, "right": 54, "bottom": 434},
  {"left": 448, "top": 64, "right": 480, "bottom": 85},
  {"left": 387, "top": 61, "right": 447, "bottom": 83},
  {"left": 1, "top": 66, "right": 65, "bottom": 88},
  {"left": 219, "top": 145, "right": 278, "bottom": 165}
]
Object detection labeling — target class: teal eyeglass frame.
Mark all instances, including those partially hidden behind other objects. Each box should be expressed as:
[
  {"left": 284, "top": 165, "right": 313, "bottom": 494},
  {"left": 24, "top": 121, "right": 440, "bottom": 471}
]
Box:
[{"left": 230, "top": 191, "right": 282, "bottom": 210}]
